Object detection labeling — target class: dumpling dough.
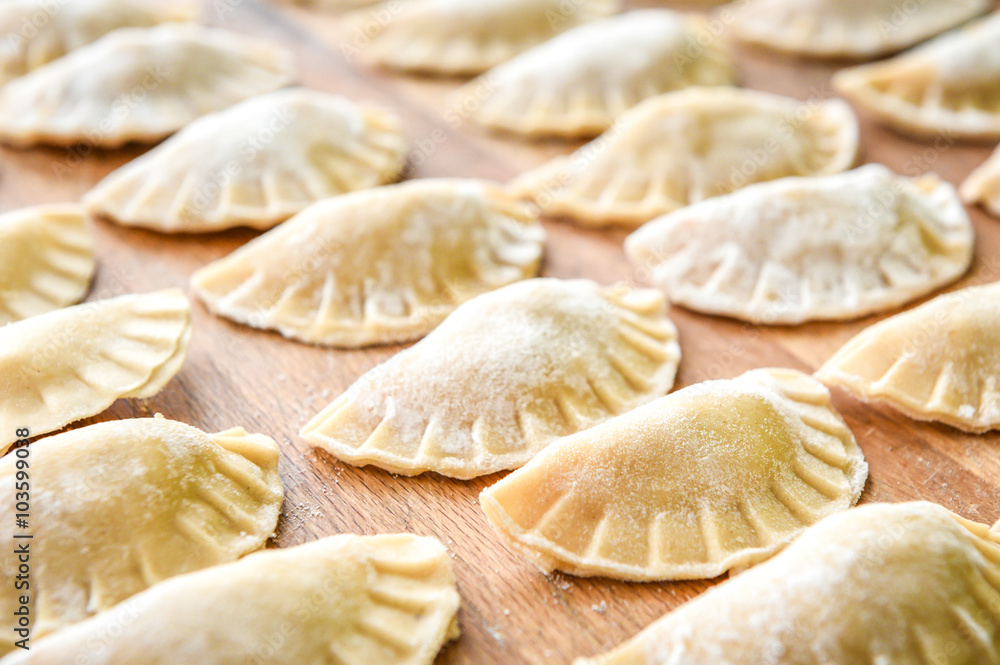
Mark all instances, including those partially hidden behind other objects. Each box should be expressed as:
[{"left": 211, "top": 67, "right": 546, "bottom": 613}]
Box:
[
  {"left": 0, "top": 24, "right": 294, "bottom": 148},
  {"left": 1, "top": 535, "right": 460, "bottom": 665},
  {"left": 834, "top": 12, "right": 1000, "bottom": 141},
  {"left": 301, "top": 278, "right": 681, "bottom": 479},
  {"left": 816, "top": 280, "right": 1000, "bottom": 433},
  {"left": 508, "top": 87, "right": 859, "bottom": 227},
  {"left": 0, "top": 0, "right": 197, "bottom": 85},
  {"left": 191, "top": 179, "right": 545, "bottom": 347},
  {"left": 0, "top": 205, "right": 95, "bottom": 324},
  {"left": 962, "top": 142, "right": 1000, "bottom": 217},
  {"left": 480, "top": 368, "right": 867, "bottom": 581},
  {"left": 456, "top": 10, "right": 735, "bottom": 138},
  {"left": 733, "top": 0, "right": 992, "bottom": 59},
  {"left": 625, "top": 164, "right": 974, "bottom": 324},
  {"left": 343, "top": 0, "right": 619, "bottom": 76},
  {"left": 576, "top": 502, "right": 1000, "bottom": 665},
  {"left": 0, "top": 290, "right": 192, "bottom": 451},
  {"left": 0, "top": 417, "right": 282, "bottom": 656},
  {"left": 84, "top": 88, "right": 407, "bottom": 233}
]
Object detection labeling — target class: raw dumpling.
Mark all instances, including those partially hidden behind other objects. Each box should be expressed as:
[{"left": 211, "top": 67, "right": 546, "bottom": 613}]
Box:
[
  {"left": 342, "top": 0, "right": 620, "bottom": 76},
  {"left": 301, "top": 278, "right": 681, "bottom": 479},
  {"left": 625, "top": 164, "right": 974, "bottom": 324},
  {"left": 0, "top": 417, "right": 282, "bottom": 655},
  {"left": 0, "top": 0, "right": 197, "bottom": 85},
  {"left": 576, "top": 502, "right": 1000, "bottom": 665},
  {"left": 0, "top": 290, "right": 192, "bottom": 451},
  {"left": 2, "top": 535, "right": 460, "bottom": 665},
  {"left": 508, "top": 88, "right": 859, "bottom": 227},
  {"left": 456, "top": 10, "right": 735, "bottom": 138},
  {"left": 732, "top": 0, "right": 992, "bottom": 59},
  {"left": 0, "top": 24, "right": 294, "bottom": 148},
  {"left": 480, "top": 368, "right": 867, "bottom": 581},
  {"left": 190, "top": 179, "right": 545, "bottom": 347},
  {"left": 83, "top": 88, "right": 407, "bottom": 233},
  {"left": 962, "top": 143, "right": 1000, "bottom": 216},
  {"left": 834, "top": 13, "right": 1000, "bottom": 141},
  {"left": 0, "top": 205, "right": 95, "bottom": 324},
  {"left": 816, "top": 280, "right": 1000, "bottom": 433}
]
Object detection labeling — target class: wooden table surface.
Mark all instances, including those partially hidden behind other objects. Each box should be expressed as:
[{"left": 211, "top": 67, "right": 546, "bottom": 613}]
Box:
[{"left": 8, "top": 1, "right": 1000, "bottom": 662}]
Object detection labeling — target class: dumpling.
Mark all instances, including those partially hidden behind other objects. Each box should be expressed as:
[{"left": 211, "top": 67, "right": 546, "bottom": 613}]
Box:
[
  {"left": 816, "top": 280, "right": 1000, "bottom": 433},
  {"left": 0, "top": 205, "right": 95, "bottom": 324},
  {"left": 455, "top": 10, "right": 735, "bottom": 138},
  {"left": 833, "top": 13, "right": 1000, "bottom": 141},
  {"left": 301, "top": 278, "right": 681, "bottom": 479},
  {"left": 961, "top": 143, "right": 1000, "bottom": 216},
  {"left": 575, "top": 502, "right": 1000, "bottom": 665},
  {"left": 0, "top": 289, "right": 192, "bottom": 451},
  {"left": 2, "top": 535, "right": 460, "bottom": 665},
  {"left": 0, "top": 417, "right": 282, "bottom": 655},
  {"left": 190, "top": 179, "right": 545, "bottom": 347},
  {"left": 508, "top": 88, "right": 859, "bottom": 227},
  {"left": 0, "top": 0, "right": 197, "bottom": 85},
  {"left": 83, "top": 88, "right": 407, "bottom": 233},
  {"left": 342, "top": 0, "right": 620, "bottom": 76},
  {"left": 732, "top": 0, "right": 992, "bottom": 59},
  {"left": 0, "top": 24, "right": 294, "bottom": 148},
  {"left": 625, "top": 164, "right": 974, "bottom": 324},
  {"left": 480, "top": 368, "right": 867, "bottom": 581}
]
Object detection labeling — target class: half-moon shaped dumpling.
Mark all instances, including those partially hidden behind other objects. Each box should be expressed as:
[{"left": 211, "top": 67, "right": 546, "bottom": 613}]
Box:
[
  {"left": 191, "top": 179, "right": 545, "bottom": 347},
  {"left": 0, "top": 0, "right": 197, "bottom": 85},
  {"left": 0, "top": 205, "right": 95, "bottom": 324},
  {"left": 816, "top": 280, "right": 1000, "bottom": 433},
  {"left": 962, "top": 143, "right": 1000, "bottom": 217},
  {"left": 0, "top": 289, "right": 192, "bottom": 451},
  {"left": 455, "top": 10, "right": 735, "bottom": 138},
  {"left": 480, "top": 368, "right": 867, "bottom": 580},
  {"left": 83, "top": 88, "right": 407, "bottom": 233},
  {"left": 625, "top": 164, "right": 975, "bottom": 324},
  {"left": 0, "top": 417, "right": 282, "bottom": 655},
  {"left": 833, "top": 13, "right": 1000, "bottom": 141},
  {"left": 508, "top": 88, "right": 859, "bottom": 227},
  {"left": 301, "top": 278, "right": 681, "bottom": 479},
  {"left": 575, "top": 502, "right": 1000, "bottom": 665},
  {"left": 0, "top": 24, "right": 294, "bottom": 148},
  {"left": 2, "top": 534, "right": 460, "bottom": 665},
  {"left": 342, "top": 0, "right": 620, "bottom": 76},
  {"left": 732, "top": 0, "right": 992, "bottom": 59}
]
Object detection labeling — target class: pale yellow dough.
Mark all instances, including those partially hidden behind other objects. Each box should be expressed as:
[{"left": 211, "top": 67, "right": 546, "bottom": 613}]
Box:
[
  {"left": 0, "top": 535, "right": 460, "bottom": 665},
  {"left": 302, "top": 278, "right": 681, "bottom": 479},
  {"left": 625, "top": 164, "right": 974, "bottom": 324},
  {"left": 0, "top": 417, "right": 282, "bottom": 656},
  {"left": 191, "top": 179, "right": 545, "bottom": 347},
  {"left": 0, "top": 290, "right": 192, "bottom": 451},
  {"left": 0, "top": 205, "right": 95, "bottom": 324},
  {"left": 733, "top": 0, "right": 991, "bottom": 59},
  {"left": 834, "top": 12, "right": 1000, "bottom": 141},
  {"left": 816, "top": 280, "right": 1000, "bottom": 433},
  {"left": 576, "top": 502, "right": 1000, "bottom": 665},
  {"left": 0, "top": 0, "right": 197, "bottom": 85},
  {"left": 508, "top": 87, "right": 859, "bottom": 227},
  {"left": 0, "top": 24, "right": 294, "bottom": 148},
  {"left": 480, "top": 368, "right": 866, "bottom": 581},
  {"left": 84, "top": 88, "right": 407, "bottom": 233},
  {"left": 343, "top": 0, "right": 620, "bottom": 76},
  {"left": 962, "top": 142, "right": 1000, "bottom": 216},
  {"left": 457, "top": 10, "right": 735, "bottom": 138}
]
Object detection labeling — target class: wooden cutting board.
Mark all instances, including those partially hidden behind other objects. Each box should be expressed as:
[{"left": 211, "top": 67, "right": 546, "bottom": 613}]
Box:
[{"left": 6, "top": 1, "right": 999, "bottom": 662}]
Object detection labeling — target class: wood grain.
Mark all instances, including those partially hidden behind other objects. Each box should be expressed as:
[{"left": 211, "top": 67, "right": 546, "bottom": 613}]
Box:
[{"left": 6, "top": 1, "right": 1000, "bottom": 662}]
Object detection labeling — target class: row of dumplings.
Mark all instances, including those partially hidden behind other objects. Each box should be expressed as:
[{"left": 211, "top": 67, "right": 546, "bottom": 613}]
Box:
[
  {"left": 5, "top": 273, "right": 998, "bottom": 464},
  {"left": 2, "top": 386, "right": 999, "bottom": 662}
]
